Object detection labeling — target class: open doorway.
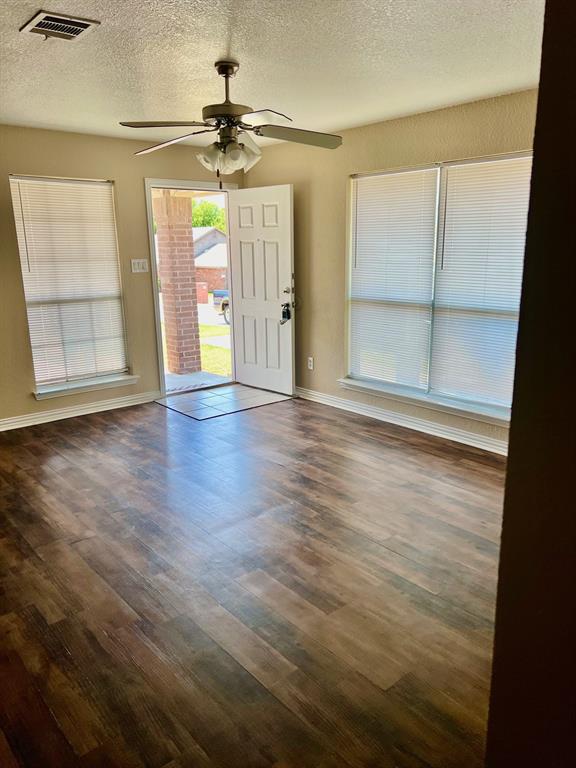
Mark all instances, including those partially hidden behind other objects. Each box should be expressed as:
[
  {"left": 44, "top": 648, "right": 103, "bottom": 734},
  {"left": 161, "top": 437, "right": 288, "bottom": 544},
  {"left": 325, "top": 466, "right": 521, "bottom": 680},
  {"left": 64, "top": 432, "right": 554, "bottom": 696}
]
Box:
[{"left": 146, "top": 182, "right": 234, "bottom": 395}]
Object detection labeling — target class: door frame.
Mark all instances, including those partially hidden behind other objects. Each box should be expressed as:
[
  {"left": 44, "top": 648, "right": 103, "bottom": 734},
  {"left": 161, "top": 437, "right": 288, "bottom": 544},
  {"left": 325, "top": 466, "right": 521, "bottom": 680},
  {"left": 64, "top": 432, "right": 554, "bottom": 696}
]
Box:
[{"left": 144, "top": 178, "right": 238, "bottom": 397}]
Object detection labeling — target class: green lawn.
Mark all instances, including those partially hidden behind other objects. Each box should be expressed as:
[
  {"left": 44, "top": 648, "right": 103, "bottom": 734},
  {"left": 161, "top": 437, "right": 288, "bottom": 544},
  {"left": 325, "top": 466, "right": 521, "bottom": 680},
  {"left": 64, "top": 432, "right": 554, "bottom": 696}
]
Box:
[
  {"left": 200, "top": 343, "right": 232, "bottom": 376},
  {"left": 199, "top": 323, "right": 231, "bottom": 376},
  {"left": 199, "top": 324, "right": 230, "bottom": 338},
  {"left": 161, "top": 320, "right": 231, "bottom": 377}
]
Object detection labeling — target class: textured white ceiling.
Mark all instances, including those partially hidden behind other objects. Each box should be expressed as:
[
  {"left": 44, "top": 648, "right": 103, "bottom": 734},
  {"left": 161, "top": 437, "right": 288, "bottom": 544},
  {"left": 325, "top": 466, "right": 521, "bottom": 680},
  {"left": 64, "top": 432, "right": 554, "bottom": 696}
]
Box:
[{"left": 0, "top": 1, "right": 544, "bottom": 147}]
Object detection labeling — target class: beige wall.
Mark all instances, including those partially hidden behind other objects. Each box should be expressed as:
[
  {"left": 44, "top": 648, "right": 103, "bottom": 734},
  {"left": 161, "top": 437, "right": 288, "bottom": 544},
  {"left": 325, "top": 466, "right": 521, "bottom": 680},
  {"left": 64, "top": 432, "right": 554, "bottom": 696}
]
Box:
[
  {"left": 0, "top": 125, "right": 241, "bottom": 421},
  {"left": 245, "top": 90, "right": 538, "bottom": 445},
  {"left": 1, "top": 92, "right": 538, "bottom": 442}
]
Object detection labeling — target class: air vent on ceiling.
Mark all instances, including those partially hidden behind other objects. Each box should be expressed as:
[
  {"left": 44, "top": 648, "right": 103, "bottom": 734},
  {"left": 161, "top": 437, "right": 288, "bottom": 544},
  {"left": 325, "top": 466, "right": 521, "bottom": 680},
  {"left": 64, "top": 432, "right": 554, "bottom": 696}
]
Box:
[{"left": 20, "top": 10, "right": 100, "bottom": 41}]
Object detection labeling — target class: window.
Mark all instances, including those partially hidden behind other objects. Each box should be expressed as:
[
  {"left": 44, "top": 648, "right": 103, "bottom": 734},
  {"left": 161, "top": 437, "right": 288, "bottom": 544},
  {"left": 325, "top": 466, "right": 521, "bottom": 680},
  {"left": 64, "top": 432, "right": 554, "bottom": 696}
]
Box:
[
  {"left": 10, "top": 176, "right": 128, "bottom": 391},
  {"left": 349, "top": 154, "right": 532, "bottom": 414}
]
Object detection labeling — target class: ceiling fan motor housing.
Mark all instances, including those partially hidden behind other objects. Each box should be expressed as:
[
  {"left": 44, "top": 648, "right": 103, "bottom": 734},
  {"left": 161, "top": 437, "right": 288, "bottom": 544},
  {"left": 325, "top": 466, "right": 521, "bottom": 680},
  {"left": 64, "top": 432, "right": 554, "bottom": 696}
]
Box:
[
  {"left": 202, "top": 102, "right": 254, "bottom": 124},
  {"left": 216, "top": 124, "right": 239, "bottom": 148}
]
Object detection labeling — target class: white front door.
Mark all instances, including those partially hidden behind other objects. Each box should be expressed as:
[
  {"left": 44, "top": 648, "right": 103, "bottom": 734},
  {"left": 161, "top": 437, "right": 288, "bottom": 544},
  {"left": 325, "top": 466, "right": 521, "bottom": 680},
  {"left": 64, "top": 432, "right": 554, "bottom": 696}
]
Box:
[{"left": 228, "top": 185, "right": 294, "bottom": 395}]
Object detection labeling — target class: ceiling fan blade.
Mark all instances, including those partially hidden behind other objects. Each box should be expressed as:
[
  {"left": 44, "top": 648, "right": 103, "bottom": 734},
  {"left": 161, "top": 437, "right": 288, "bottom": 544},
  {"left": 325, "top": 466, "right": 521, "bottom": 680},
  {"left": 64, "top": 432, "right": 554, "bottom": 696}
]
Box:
[
  {"left": 120, "top": 121, "right": 208, "bottom": 128},
  {"left": 135, "top": 129, "right": 217, "bottom": 156},
  {"left": 255, "top": 125, "right": 342, "bottom": 149},
  {"left": 239, "top": 109, "right": 292, "bottom": 126},
  {"left": 238, "top": 130, "right": 262, "bottom": 155}
]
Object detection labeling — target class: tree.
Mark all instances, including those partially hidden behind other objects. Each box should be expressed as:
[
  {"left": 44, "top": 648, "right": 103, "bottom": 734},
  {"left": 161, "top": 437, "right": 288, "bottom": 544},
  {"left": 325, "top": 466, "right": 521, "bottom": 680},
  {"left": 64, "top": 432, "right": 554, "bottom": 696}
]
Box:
[{"left": 191, "top": 200, "right": 226, "bottom": 232}]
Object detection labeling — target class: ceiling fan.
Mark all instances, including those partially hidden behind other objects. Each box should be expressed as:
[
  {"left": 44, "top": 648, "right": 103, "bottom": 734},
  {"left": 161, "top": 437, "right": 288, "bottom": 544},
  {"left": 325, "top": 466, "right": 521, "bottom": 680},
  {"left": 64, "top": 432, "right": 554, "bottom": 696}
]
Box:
[{"left": 120, "top": 59, "right": 342, "bottom": 182}]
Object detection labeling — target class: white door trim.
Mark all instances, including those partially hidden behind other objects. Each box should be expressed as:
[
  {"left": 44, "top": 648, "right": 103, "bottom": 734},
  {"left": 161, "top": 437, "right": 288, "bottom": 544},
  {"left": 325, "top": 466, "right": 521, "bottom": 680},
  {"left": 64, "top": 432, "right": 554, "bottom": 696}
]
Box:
[{"left": 144, "top": 178, "right": 238, "bottom": 396}]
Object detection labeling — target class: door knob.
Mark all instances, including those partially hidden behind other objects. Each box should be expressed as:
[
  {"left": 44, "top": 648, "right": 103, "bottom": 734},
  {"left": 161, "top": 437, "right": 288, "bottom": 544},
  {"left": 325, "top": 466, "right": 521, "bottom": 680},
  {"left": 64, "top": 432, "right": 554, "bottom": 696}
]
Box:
[{"left": 280, "top": 302, "right": 291, "bottom": 325}]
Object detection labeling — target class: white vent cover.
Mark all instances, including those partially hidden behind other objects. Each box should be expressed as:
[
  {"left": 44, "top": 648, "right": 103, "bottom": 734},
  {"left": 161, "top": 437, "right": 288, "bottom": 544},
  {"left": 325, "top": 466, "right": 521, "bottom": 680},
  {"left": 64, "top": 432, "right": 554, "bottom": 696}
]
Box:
[{"left": 20, "top": 10, "right": 100, "bottom": 40}]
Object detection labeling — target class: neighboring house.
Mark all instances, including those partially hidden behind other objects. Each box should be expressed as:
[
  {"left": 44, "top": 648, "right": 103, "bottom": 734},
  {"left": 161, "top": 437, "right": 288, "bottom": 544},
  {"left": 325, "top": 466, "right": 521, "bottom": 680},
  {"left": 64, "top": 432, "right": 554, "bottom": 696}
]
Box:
[
  {"left": 192, "top": 226, "right": 226, "bottom": 257},
  {"left": 194, "top": 241, "right": 228, "bottom": 291}
]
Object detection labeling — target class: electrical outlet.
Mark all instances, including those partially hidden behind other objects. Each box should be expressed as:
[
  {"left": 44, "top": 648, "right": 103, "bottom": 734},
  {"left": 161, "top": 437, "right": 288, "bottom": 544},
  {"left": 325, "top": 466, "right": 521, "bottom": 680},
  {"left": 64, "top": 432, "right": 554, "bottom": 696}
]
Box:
[
  {"left": 131, "top": 258, "right": 149, "bottom": 273},
  {"left": 307, "top": 356, "right": 314, "bottom": 370}
]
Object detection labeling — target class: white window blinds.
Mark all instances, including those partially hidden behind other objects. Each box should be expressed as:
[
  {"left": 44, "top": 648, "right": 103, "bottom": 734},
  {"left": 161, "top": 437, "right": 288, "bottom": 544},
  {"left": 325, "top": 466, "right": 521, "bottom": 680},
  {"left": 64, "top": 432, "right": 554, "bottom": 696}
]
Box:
[
  {"left": 349, "top": 154, "right": 532, "bottom": 411},
  {"left": 430, "top": 157, "right": 533, "bottom": 406},
  {"left": 350, "top": 168, "right": 439, "bottom": 389},
  {"left": 10, "top": 176, "right": 128, "bottom": 387}
]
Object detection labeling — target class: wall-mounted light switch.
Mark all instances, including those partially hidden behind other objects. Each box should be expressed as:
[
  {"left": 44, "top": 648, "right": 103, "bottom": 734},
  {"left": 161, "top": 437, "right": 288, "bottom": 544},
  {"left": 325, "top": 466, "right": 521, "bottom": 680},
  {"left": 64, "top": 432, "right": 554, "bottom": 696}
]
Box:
[{"left": 131, "top": 259, "right": 149, "bottom": 273}]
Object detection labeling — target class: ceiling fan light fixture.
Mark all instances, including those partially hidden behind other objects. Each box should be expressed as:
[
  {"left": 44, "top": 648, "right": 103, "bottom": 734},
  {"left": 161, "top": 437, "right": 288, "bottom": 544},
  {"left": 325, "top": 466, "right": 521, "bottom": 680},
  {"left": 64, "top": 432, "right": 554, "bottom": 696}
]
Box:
[
  {"left": 242, "top": 145, "right": 262, "bottom": 172},
  {"left": 196, "top": 142, "right": 221, "bottom": 171},
  {"left": 224, "top": 141, "right": 245, "bottom": 170},
  {"left": 196, "top": 141, "right": 261, "bottom": 175}
]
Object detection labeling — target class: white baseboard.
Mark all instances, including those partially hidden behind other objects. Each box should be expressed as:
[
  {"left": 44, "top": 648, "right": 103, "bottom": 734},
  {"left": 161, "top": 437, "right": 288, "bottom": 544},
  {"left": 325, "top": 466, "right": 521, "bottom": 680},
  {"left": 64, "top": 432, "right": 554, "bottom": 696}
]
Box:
[
  {"left": 1, "top": 384, "right": 507, "bottom": 454},
  {"left": 296, "top": 387, "right": 508, "bottom": 455},
  {"left": 0, "top": 391, "right": 161, "bottom": 432}
]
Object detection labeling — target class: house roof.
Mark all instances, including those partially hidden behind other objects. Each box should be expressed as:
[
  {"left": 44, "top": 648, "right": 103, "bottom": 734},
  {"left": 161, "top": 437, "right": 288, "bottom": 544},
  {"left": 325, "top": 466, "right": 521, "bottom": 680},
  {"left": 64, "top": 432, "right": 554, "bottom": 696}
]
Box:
[
  {"left": 192, "top": 227, "right": 216, "bottom": 242},
  {"left": 195, "top": 243, "right": 228, "bottom": 269}
]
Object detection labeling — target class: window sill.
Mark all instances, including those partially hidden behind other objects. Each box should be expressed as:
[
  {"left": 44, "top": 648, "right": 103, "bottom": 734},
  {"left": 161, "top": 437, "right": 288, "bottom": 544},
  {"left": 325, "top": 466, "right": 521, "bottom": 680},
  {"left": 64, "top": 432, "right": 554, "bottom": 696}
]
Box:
[
  {"left": 34, "top": 373, "right": 140, "bottom": 400},
  {"left": 337, "top": 376, "right": 510, "bottom": 425}
]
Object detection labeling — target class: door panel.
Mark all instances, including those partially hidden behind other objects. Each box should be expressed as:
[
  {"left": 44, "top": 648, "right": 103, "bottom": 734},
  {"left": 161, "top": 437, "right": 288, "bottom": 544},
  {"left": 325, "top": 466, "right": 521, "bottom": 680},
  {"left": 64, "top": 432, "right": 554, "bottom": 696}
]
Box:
[
  {"left": 242, "top": 315, "right": 257, "bottom": 364},
  {"left": 240, "top": 242, "right": 256, "bottom": 298},
  {"left": 264, "top": 242, "right": 280, "bottom": 300},
  {"left": 228, "top": 185, "right": 294, "bottom": 394}
]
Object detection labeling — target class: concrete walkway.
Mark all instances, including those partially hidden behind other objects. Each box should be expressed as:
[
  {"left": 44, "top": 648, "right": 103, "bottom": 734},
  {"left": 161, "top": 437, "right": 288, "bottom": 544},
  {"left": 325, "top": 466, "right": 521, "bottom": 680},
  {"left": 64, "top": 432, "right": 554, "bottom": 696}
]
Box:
[
  {"left": 203, "top": 334, "right": 231, "bottom": 349},
  {"left": 164, "top": 370, "right": 232, "bottom": 393}
]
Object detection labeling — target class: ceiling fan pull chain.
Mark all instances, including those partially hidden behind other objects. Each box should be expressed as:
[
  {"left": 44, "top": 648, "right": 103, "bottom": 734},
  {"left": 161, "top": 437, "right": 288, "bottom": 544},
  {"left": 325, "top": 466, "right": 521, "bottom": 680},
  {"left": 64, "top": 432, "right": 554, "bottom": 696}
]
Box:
[{"left": 217, "top": 169, "right": 222, "bottom": 190}]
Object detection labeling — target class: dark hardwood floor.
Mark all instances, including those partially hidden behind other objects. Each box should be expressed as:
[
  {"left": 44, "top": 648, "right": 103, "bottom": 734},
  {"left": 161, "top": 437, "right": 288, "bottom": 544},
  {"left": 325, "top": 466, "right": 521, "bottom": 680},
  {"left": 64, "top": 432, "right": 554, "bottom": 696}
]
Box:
[{"left": 0, "top": 398, "right": 506, "bottom": 768}]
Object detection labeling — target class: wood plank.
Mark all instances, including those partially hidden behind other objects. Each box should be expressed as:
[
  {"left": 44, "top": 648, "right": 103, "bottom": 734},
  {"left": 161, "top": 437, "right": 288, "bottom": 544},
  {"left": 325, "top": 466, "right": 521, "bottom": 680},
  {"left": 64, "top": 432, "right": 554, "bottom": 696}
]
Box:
[
  {"left": 0, "top": 650, "right": 79, "bottom": 767},
  {"left": 0, "top": 398, "right": 505, "bottom": 766}
]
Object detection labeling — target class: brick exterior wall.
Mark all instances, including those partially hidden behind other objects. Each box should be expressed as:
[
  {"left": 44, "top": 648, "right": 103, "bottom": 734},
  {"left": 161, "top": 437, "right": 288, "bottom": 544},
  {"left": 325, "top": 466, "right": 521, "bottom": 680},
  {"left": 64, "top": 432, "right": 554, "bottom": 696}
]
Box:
[
  {"left": 153, "top": 192, "right": 201, "bottom": 375},
  {"left": 195, "top": 267, "right": 228, "bottom": 292},
  {"left": 196, "top": 282, "right": 209, "bottom": 304}
]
